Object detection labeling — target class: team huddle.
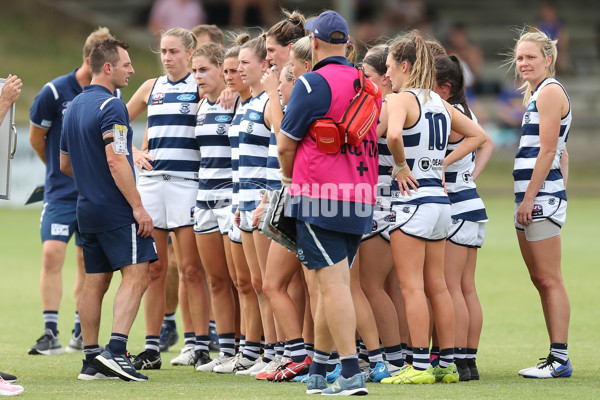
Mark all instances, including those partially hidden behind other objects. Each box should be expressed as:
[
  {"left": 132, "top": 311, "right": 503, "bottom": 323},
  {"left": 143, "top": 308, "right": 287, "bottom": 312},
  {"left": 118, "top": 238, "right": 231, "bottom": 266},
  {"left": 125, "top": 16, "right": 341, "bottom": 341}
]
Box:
[{"left": 26, "top": 7, "right": 572, "bottom": 396}]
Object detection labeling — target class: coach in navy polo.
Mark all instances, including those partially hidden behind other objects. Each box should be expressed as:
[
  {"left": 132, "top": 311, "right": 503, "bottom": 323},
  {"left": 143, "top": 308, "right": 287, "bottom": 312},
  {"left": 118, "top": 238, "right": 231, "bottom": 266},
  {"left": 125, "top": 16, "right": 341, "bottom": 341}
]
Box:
[{"left": 60, "top": 39, "right": 156, "bottom": 382}]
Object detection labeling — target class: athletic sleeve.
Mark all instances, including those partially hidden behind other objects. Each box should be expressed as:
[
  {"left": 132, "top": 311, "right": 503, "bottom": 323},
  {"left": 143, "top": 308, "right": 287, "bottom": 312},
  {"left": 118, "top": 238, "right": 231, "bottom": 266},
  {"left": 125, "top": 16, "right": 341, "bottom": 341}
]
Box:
[
  {"left": 280, "top": 72, "right": 331, "bottom": 141},
  {"left": 59, "top": 120, "right": 68, "bottom": 155},
  {"left": 29, "top": 84, "right": 58, "bottom": 130},
  {"left": 99, "top": 97, "right": 129, "bottom": 137}
]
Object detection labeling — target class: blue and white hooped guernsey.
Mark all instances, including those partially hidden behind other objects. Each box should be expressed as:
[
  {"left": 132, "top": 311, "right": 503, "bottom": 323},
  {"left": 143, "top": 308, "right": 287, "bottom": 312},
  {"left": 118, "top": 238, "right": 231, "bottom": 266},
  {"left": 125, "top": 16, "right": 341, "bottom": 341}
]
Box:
[
  {"left": 444, "top": 105, "right": 487, "bottom": 222},
  {"left": 513, "top": 78, "right": 571, "bottom": 203},
  {"left": 195, "top": 96, "right": 239, "bottom": 209},
  {"left": 146, "top": 73, "right": 200, "bottom": 179},
  {"left": 229, "top": 98, "right": 252, "bottom": 212},
  {"left": 238, "top": 91, "right": 271, "bottom": 211},
  {"left": 391, "top": 89, "right": 451, "bottom": 205},
  {"left": 266, "top": 103, "right": 285, "bottom": 191}
]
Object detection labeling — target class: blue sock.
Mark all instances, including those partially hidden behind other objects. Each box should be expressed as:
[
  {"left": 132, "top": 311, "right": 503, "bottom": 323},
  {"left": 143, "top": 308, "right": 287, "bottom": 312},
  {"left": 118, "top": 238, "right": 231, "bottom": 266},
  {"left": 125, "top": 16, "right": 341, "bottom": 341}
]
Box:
[
  {"left": 108, "top": 333, "right": 128, "bottom": 354},
  {"left": 309, "top": 349, "right": 329, "bottom": 378},
  {"left": 43, "top": 311, "right": 58, "bottom": 336},
  {"left": 163, "top": 313, "right": 176, "bottom": 328},
  {"left": 84, "top": 345, "right": 101, "bottom": 363},
  {"left": 340, "top": 354, "right": 361, "bottom": 378},
  {"left": 73, "top": 312, "right": 81, "bottom": 337}
]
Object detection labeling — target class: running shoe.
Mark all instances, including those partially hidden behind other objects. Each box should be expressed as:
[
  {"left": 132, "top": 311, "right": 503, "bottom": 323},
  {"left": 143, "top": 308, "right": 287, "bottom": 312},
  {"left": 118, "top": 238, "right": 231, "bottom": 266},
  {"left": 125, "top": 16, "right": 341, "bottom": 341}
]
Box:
[
  {"left": 305, "top": 374, "right": 328, "bottom": 395},
  {"left": 0, "top": 377, "right": 23, "bottom": 396},
  {"left": 455, "top": 358, "right": 471, "bottom": 381},
  {"left": 385, "top": 361, "right": 403, "bottom": 376},
  {"left": 194, "top": 350, "right": 212, "bottom": 370},
  {"left": 520, "top": 355, "right": 573, "bottom": 379},
  {"left": 28, "top": 329, "right": 63, "bottom": 355},
  {"left": 269, "top": 356, "right": 312, "bottom": 381},
  {"left": 170, "top": 346, "right": 196, "bottom": 366},
  {"left": 358, "top": 357, "right": 369, "bottom": 372},
  {"left": 467, "top": 358, "right": 479, "bottom": 380},
  {"left": 159, "top": 322, "right": 179, "bottom": 352},
  {"left": 196, "top": 353, "right": 234, "bottom": 372},
  {"left": 326, "top": 364, "right": 341, "bottom": 383},
  {"left": 235, "top": 357, "right": 262, "bottom": 375},
  {"left": 208, "top": 324, "right": 219, "bottom": 352},
  {"left": 365, "top": 361, "right": 390, "bottom": 383},
  {"left": 66, "top": 330, "right": 83, "bottom": 354},
  {"left": 132, "top": 350, "right": 162, "bottom": 370},
  {"left": 433, "top": 363, "right": 459, "bottom": 383},
  {"left": 77, "top": 359, "right": 119, "bottom": 381},
  {"left": 254, "top": 358, "right": 283, "bottom": 380},
  {"left": 213, "top": 353, "right": 242, "bottom": 374},
  {"left": 321, "top": 372, "right": 368, "bottom": 396},
  {"left": 0, "top": 372, "right": 16, "bottom": 384},
  {"left": 94, "top": 347, "right": 148, "bottom": 382},
  {"left": 382, "top": 365, "right": 435, "bottom": 384}
]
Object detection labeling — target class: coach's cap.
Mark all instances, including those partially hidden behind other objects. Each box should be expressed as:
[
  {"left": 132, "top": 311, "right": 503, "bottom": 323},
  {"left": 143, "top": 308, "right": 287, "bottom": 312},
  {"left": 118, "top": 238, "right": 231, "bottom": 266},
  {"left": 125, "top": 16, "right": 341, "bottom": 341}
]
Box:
[{"left": 305, "top": 10, "right": 349, "bottom": 44}]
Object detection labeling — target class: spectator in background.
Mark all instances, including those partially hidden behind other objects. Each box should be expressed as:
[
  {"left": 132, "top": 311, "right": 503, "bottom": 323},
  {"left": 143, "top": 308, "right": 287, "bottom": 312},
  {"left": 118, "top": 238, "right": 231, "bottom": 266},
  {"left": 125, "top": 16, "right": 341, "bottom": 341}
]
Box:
[
  {"left": 227, "top": 0, "right": 277, "bottom": 29},
  {"left": 534, "top": 1, "right": 572, "bottom": 74},
  {"left": 495, "top": 80, "right": 526, "bottom": 143},
  {"left": 148, "top": 0, "right": 207, "bottom": 40},
  {"left": 192, "top": 24, "right": 225, "bottom": 47},
  {"left": 0, "top": 73, "right": 25, "bottom": 397}
]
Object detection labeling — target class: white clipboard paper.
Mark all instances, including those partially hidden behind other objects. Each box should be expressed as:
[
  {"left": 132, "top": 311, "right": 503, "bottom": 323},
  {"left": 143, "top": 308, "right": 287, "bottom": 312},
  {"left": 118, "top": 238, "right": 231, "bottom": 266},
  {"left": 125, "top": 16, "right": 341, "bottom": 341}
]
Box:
[{"left": 0, "top": 78, "right": 18, "bottom": 200}]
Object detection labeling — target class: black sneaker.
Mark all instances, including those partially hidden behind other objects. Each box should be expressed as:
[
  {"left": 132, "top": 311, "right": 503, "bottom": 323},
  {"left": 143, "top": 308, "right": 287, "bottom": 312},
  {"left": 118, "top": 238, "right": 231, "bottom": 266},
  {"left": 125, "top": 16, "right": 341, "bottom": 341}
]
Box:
[
  {"left": 94, "top": 347, "right": 148, "bottom": 382},
  {"left": 77, "top": 359, "right": 119, "bottom": 381},
  {"left": 466, "top": 358, "right": 479, "bottom": 380},
  {"left": 28, "top": 329, "right": 64, "bottom": 355},
  {"left": 0, "top": 372, "right": 17, "bottom": 383},
  {"left": 159, "top": 322, "right": 179, "bottom": 352},
  {"left": 132, "top": 350, "right": 162, "bottom": 370},
  {"left": 455, "top": 358, "right": 471, "bottom": 381},
  {"left": 194, "top": 350, "right": 212, "bottom": 369}
]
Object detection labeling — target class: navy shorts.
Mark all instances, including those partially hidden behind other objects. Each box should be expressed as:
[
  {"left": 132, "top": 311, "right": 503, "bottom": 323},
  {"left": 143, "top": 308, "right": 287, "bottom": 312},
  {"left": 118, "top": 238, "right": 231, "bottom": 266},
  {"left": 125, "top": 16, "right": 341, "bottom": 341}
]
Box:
[
  {"left": 40, "top": 202, "right": 81, "bottom": 246},
  {"left": 296, "top": 221, "right": 361, "bottom": 270},
  {"left": 80, "top": 223, "right": 158, "bottom": 274}
]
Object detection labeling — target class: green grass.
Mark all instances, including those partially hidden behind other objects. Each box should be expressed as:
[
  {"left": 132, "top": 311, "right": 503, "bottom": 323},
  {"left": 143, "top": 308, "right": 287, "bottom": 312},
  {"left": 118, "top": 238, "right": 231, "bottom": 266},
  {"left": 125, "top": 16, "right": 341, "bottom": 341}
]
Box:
[{"left": 1, "top": 194, "right": 599, "bottom": 399}]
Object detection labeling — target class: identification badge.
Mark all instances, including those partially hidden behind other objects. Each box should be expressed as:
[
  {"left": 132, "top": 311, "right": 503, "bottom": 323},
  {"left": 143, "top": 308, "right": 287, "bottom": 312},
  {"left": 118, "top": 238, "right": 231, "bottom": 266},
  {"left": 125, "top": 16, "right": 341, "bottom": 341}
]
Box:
[{"left": 113, "top": 124, "right": 129, "bottom": 155}]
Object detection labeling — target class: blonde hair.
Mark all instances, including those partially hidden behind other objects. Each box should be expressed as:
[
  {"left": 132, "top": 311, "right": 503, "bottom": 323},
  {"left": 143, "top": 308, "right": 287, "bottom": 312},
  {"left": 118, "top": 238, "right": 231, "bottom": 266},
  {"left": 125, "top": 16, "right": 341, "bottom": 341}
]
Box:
[
  {"left": 388, "top": 30, "right": 436, "bottom": 102},
  {"left": 290, "top": 36, "right": 311, "bottom": 64},
  {"left": 510, "top": 27, "right": 558, "bottom": 105},
  {"left": 162, "top": 27, "right": 197, "bottom": 52},
  {"left": 191, "top": 24, "right": 224, "bottom": 46},
  {"left": 240, "top": 33, "right": 267, "bottom": 61},
  {"left": 346, "top": 36, "right": 357, "bottom": 64},
  {"left": 192, "top": 42, "right": 225, "bottom": 68},
  {"left": 83, "top": 27, "right": 114, "bottom": 59},
  {"left": 426, "top": 39, "right": 447, "bottom": 59},
  {"left": 281, "top": 62, "right": 294, "bottom": 82},
  {"left": 224, "top": 32, "right": 251, "bottom": 60}
]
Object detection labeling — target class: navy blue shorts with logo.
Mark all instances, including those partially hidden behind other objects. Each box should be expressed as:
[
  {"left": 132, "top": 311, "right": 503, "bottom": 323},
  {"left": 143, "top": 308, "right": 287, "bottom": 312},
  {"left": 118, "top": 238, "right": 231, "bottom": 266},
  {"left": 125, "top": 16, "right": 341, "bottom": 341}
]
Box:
[
  {"left": 40, "top": 202, "right": 81, "bottom": 246},
  {"left": 80, "top": 223, "right": 158, "bottom": 274},
  {"left": 296, "top": 221, "right": 361, "bottom": 270}
]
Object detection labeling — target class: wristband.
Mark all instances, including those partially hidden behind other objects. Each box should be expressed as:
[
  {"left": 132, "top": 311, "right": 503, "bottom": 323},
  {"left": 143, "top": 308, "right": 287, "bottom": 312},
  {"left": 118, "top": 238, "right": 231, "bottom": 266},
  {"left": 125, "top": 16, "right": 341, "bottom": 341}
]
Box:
[
  {"left": 391, "top": 161, "right": 407, "bottom": 179},
  {"left": 279, "top": 169, "right": 292, "bottom": 186}
]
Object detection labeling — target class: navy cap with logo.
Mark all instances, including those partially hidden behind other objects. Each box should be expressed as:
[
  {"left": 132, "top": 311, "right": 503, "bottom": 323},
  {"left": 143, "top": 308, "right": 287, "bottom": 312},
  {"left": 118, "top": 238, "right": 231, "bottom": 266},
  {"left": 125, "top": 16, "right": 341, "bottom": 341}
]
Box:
[{"left": 305, "top": 10, "right": 349, "bottom": 44}]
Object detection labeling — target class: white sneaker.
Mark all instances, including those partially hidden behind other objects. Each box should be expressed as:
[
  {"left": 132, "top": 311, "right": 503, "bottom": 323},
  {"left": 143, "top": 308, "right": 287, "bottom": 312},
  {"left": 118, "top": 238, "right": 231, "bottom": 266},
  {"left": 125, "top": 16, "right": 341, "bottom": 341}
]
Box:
[
  {"left": 253, "top": 357, "right": 282, "bottom": 378},
  {"left": 213, "top": 352, "right": 242, "bottom": 374},
  {"left": 520, "top": 356, "right": 573, "bottom": 379},
  {"left": 196, "top": 353, "right": 234, "bottom": 372},
  {"left": 234, "top": 356, "right": 261, "bottom": 375},
  {"left": 386, "top": 360, "right": 403, "bottom": 376},
  {"left": 170, "top": 346, "right": 196, "bottom": 366},
  {"left": 0, "top": 377, "right": 24, "bottom": 396}
]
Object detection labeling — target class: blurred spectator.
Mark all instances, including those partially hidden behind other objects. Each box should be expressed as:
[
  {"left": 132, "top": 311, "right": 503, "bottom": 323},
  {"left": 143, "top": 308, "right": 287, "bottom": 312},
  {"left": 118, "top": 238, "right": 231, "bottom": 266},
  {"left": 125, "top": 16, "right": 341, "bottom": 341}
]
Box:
[
  {"left": 445, "top": 22, "right": 483, "bottom": 87},
  {"left": 227, "top": 0, "right": 277, "bottom": 28},
  {"left": 383, "top": 0, "right": 433, "bottom": 33},
  {"left": 191, "top": 24, "right": 225, "bottom": 46},
  {"left": 534, "top": 1, "right": 572, "bottom": 74},
  {"left": 148, "top": 0, "right": 207, "bottom": 39},
  {"left": 495, "top": 80, "right": 526, "bottom": 140},
  {"left": 354, "top": 0, "right": 386, "bottom": 55}
]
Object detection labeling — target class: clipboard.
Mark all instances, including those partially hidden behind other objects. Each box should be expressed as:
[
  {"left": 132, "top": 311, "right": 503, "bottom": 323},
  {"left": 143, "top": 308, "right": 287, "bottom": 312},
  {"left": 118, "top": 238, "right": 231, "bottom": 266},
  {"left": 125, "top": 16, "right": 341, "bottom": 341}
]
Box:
[
  {"left": 0, "top": 78, "right": 17, "bottom": 200},
  {"left": 24, "top": 184, "right": 45, "bottom": 205}
]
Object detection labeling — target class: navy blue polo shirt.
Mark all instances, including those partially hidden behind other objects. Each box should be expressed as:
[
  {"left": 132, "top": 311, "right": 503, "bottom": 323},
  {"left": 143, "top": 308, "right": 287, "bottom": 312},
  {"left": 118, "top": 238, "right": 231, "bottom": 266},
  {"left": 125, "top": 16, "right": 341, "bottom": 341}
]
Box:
[
  {"left": 30, "top": 69, "right": 81, "bottom": 203},
  {"left": 60, "top": 84, "right": 136, "bottom": 233}
]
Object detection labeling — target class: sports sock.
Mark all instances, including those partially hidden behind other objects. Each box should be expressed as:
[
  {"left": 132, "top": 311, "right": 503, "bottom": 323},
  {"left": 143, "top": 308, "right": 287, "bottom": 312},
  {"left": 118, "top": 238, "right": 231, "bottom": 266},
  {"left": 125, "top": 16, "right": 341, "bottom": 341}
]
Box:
[
  {"left": 550, "top": 343, "right": 568, "bottom": 365},
  {"left": 358, "top": 340, "right": 368, "bottom": 362},
  {"left": 466, "top": 348, "right": 477, "bottom": 360},
  {"left": 283, "top": 340, "right": 291, "bottom": 359},
  {"left": 308, "top": 349, "right": 329, "bottom": 378},
  {"left": 163, "top": 313, "right": 176, "bottom": 328},
  {"left": 454, "top": 347, "right": 467, "bottom": 360},
  {"left": 108, "top": 333, "right": 128, "bottom": 354},
  {"left": 412, "top": 347, "right": 429, "bottom": 371},
  {"left": 367, "top": 348, "right": 384, "bottom": 368},
  {"left": 238, "top": 335, "right": 246, "bottom": 354},
  {"left": 144, "top": 335, "right": 160, "bottom": 354},
  {"left": 340, "top": 354, "right": 361, "bottom": 378},
  {"left": 73, "top": 312, "right": 81, "bottom": 337},
  {"left": 439, "top": 348, "right": 454, "bottom": 368},
  {"left": 242, "top": 341, "right": 260, "bottom": 361},
  {"left": 218, "top": 333, "right": 236, "bottom": 357},
  {"left": 288, "top": 337, "right": 307, "bottom": 363},
  {"left": 262, "top": 343, "right": 275, "bottom": 363},
  {"left": 84, "top": 345, "right": 101, "bottom": 363},
  {"left": 384, "top": 344, "right": 404, "bottom": 367},
  {"left": 327, "top": 351, "right": 339, "bottom": 372},
  {"left": 275, "top": 341, "right": 285, "bottom": 358},
  {"left": 183, "top": 332, "right": 196, "bottom": 348},
  {"left": 43, "top": 311, "right": 58, "bottom": 336},
  {"left": 194, "top": 335, "right": 210, "bottom": 353},
  {"left": 305, "top": 342, "right": 314, "bottom": 359},
  {"left": 406, "top": 346, "right": 413, "bottom": 365}
]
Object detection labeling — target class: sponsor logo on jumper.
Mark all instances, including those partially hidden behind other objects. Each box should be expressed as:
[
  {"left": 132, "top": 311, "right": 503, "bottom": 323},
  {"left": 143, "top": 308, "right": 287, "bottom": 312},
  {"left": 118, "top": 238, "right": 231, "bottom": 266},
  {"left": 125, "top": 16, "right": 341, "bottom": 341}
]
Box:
[
  {"left": 151, "top": 93, "right": 164, "bottom": 105},
  {"left": 180, "top": 103, "right": 191, "bottom": 114},
  {"left": 177, "top": 94, "right": 196, "bottom": 101}
]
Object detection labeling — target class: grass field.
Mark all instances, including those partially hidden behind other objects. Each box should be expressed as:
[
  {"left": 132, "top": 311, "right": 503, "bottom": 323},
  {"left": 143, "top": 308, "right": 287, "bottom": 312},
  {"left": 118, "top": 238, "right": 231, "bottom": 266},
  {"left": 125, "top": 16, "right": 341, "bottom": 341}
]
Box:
[{"left": 0, "top": 193, "right": 599, "bottom": 399}]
